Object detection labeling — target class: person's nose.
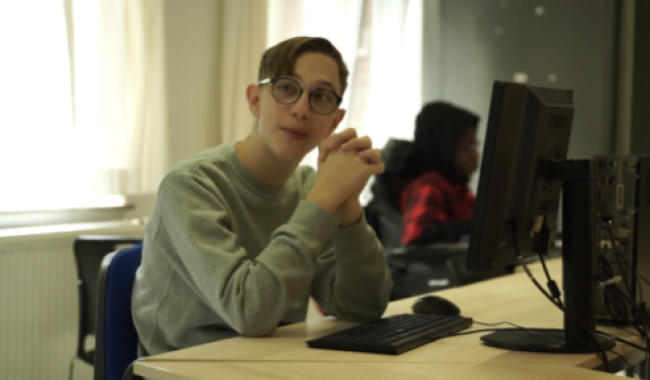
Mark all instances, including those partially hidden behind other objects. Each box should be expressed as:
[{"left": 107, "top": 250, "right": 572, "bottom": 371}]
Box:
[{"left": 290, "top": 91, "right": 311, "bottom": 119}]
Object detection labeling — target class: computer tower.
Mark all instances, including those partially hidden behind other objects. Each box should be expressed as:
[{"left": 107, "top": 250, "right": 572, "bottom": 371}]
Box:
[{"left": 594, "top": 155, "right": 650, "bottom": 324}]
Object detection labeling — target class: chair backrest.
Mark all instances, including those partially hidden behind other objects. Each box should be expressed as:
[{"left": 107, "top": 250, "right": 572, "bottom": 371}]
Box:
[
  {"left": 73, "top": 236, "right": 142, "bottom": 364},
  {"left": 386, "top": 245, "right": 467, "bottom": 299},
  {"left": 387, "top": 244, "right": 516, "bottom": 300},
  {"left": 445, "top": 254, "right": 511, "bottom": 287},
  {"left": 94, "top": 243, "right": 143, "bottom": 380}
]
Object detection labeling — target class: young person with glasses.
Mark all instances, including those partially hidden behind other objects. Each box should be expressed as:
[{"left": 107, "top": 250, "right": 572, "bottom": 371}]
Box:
[{"left": 132, "top": 37, "right": 393, "bottom": 356}]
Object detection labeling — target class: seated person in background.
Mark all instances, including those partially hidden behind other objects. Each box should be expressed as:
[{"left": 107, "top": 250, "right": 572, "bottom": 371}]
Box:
[
  {"left": 132, "top": 36, "right": 392, "bottom": 356},
  {"left": 367, "top": 140, "right": 419, "bottom": 248},
  {"left": 400, "top": 102, "right": 480, "bottom": 246}
]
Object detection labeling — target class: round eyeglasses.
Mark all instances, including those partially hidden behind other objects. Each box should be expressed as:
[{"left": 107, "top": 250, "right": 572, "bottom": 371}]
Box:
[{"left": 258, "top": 77, "right": 342, "bottom": 116}]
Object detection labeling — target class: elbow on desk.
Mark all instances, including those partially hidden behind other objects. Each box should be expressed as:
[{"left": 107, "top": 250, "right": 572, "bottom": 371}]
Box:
[
  {"left": 230, "top": 319, "right": 278, "bottom": 337},
  {"left": 330, "top": 277, "right": 392, "bottom": 322},
  {"left": 332, "top": 306, "right": 386, "bottom": 323}
]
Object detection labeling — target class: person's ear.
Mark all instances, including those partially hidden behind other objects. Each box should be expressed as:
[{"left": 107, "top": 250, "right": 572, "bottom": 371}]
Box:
[
  {"left": 246, "top": 84, "right": 261, "bottom": 117},
  {"left": 323, "top": 108, "right": 346, "bottom": 138}
]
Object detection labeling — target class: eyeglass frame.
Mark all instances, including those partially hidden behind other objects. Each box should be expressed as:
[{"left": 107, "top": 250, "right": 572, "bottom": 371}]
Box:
[{"left": 257, "top": 77, "right": 343, "bottom": 115}]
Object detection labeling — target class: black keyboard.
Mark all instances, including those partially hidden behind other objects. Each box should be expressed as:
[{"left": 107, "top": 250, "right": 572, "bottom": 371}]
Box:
[{"left": 306, "top": 313, "right": 473, "bottom": 355}]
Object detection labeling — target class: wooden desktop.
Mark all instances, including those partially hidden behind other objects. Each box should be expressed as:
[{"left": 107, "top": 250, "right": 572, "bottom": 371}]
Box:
[{"left": 134, "top": 258, "right": 643, "bottom": 379}]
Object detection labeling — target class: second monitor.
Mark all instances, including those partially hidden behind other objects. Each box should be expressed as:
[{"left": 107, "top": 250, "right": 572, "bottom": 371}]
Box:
[{"left": 467, "top": 80, "right": 615, "bottom": 353}]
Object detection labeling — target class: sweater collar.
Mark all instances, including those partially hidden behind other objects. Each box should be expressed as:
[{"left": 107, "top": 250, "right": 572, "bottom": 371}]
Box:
[{"left": 227, "top": 142, "right": 287, "bottom": 200}]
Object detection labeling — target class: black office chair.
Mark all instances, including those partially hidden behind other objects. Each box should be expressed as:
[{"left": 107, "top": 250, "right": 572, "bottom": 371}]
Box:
[
  {"left": 386, "top": 244, "right": 513, "bottom": 300},
  {"left": 367, "top": 202, "right": 461, "bottom": 298},
  {"left": 69, "top": 235, "right": 142, "bottom": 380},
  {"left": 446, "top": 254, "right": 513, "bottom": 286}
]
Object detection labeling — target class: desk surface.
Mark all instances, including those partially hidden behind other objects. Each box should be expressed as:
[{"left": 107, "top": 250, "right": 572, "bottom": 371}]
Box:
[
  {"left": 136, "top": 258, "right": 642, "bottom": 379},
  {"left": 135, "top": 259, "right": 638, "bottom": 380},
  {"left": 135, "top": 361, "right": 621, "bottom": 380}
]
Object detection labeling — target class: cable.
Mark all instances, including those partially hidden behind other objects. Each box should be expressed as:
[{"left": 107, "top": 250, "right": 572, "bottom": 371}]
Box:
[
  {"left": 598, "top": 213, "right": 638, "bottom": 315},
  {"left": 472, "top": 320, "right": 554, "bottom": 339},
  {"left": 442, "top": 321, "right": 596, "bottom": 346},
  {"left": 534, "top": 233, "right": 564, "bottom": 308},
  {"left": 473, "top": 321, "right": 523, "bottom": 327},
  {"left": 518, "top": 259, "right": 611, "bottom": 370},
  {"left": 605, "top": 335, "right": 650, "bottom": 354},
  {"left": 597, "top": 282, "right": 650, "bottom": 363},
  {"left": 444, "top": 328, "right": 520, "bottom": 337},
  {"left": 596, "top": 311, "right": 643, "bottom": 340},
  {"left": 598, "top": 216, "right": 650, "bottom": 348},
  {"left": 596, "top": 213, "right": 650, "bottom": 372},
  {"left": 607, "top": 259, "right": 650, "bottom": 287},
  {"left": 511, "top": 223, "right": 611, "bottom": 371},
  {"left": 598, "top": 253, "right": 632, "bottom": 322},
  {"left": 606, "top": 349, "right": 641, "bottom": 377},
  {"left": 444, "top": 326, "right": 564, "bottom": 341}
]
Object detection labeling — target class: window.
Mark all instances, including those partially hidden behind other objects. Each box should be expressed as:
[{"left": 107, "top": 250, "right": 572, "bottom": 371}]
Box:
[
  {"left": 0, "top": 1, "right": 86, "bottom": 211},
  {"left": 0, "top": 0, "right": 165, "bottom": 215}
]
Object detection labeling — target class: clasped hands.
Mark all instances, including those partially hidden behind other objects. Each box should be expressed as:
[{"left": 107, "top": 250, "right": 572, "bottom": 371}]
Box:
[{"left": 307, "top": 128, "right": 384, "bottom": 227}]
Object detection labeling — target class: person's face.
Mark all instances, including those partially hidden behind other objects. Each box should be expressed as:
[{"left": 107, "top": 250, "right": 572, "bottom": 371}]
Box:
[
  {"left": 246, "top": 52, "right": 346, "bottom": 163},
  {"left": 454, "top": 127, "right": 480, "bottom": 182}
]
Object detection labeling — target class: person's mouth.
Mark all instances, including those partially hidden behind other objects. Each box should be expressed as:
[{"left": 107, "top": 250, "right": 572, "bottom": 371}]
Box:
[{"left": 281, "top": 127, "right": 309, "bottom": 140}]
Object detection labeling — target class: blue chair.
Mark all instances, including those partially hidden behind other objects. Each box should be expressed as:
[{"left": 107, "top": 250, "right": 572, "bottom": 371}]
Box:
[
  {"left": 94, "top": 243, "right": 144, "bottom": 380},
  {"left": 70, "top": 236, "right": 142, "bottom": 380}
]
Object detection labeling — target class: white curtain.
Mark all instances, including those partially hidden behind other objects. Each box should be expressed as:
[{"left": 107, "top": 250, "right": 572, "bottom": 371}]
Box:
[
  {"left": 0, "top": 0, "right": 167, "bottom": 212},
  {"left": 362, "top": 0, "right": 422, "bottom": 149},
  {"left": 71, "top": 0, "right": 167, "bottom": 196},
  {"left": 0, "top": 0, "right": 276, "bottom": 213},
  {"left": 216, "top": 0, "right": 269, "bottom": 144},
  {"left": 359, "top": 0, "right": 422, "bottom": 205},
  {"left": 0, "top": 1, "right": 77, "bottom": 211},
  {"left": 267, "top": 0, "right": 365, "bottom": 168}
]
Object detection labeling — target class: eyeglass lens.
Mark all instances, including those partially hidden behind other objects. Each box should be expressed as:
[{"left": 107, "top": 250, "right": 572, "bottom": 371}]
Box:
[{"left": 272, "top": 78, "right": 339, "bottom": 115}]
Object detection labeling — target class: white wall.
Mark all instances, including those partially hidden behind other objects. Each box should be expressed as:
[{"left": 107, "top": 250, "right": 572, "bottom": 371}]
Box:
[{"left": 163, "top": 0, "right": 222, "bottom": 167}]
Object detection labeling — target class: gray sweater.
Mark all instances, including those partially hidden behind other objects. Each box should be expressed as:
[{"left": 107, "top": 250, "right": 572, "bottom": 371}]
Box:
[{"left": 132, "top": 142, "right": 393, "bottom": 355}]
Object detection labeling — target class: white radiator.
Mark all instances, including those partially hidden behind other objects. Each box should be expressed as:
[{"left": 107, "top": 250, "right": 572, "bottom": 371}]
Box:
[{"left": 0, "top": 222, "right": 145, "bottom": 380}]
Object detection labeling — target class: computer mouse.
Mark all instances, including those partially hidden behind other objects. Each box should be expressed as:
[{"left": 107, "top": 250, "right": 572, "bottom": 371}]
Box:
[{"left": 411, "top": 295, "right": 461, "bottom": 316}]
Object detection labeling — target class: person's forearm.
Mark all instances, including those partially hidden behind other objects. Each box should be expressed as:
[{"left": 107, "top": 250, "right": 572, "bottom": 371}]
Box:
[
  {"left": 336, "top": 199, "right": 363, "bottom": 227},
  {"left": 311, "top": 221, "right": 392, "bottom": 322},
  {"left": 306, "top": 187, "right": 339, "bottom": 214}
]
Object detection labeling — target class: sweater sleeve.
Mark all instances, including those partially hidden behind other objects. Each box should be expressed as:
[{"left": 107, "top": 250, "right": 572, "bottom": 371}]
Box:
[
  {"left": 156, "top": 171, "right": 339, "bottom": 337},
  {"left": 310, "top": 214, "right": 393, "bottom": 322}
]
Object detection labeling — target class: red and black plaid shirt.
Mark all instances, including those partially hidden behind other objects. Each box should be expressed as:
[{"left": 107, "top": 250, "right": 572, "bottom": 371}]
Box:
[{"left": 400, "top": 171, "right": 475, "bottom": 246}]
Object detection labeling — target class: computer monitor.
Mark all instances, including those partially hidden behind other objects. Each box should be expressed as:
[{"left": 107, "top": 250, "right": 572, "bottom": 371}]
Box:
[{"left": 467, "top": 81, "right": 615, "bottom": 353}]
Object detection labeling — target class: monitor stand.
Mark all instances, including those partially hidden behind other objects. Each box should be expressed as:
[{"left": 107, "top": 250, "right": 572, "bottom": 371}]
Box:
[{"left": 480, "top": 160, "right": 616, "bottom": 353}]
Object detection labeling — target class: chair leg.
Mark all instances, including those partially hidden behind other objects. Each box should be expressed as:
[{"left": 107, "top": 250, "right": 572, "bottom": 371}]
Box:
[{"left": 68, "top": 358, "right": 75, "bottom": 380}]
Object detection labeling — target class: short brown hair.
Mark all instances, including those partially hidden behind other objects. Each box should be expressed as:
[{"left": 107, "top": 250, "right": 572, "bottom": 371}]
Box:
[{"left": 257, "top": 37, "right": 349, "bottom": 96}]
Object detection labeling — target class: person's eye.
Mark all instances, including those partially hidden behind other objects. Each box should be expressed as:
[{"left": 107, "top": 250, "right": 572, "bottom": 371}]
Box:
[
  {"left": 312, "top": 91, "right": 334, "bottom": 103},
  {"left": 277, "top": 84, "right": 297, "bottom": 92}
]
